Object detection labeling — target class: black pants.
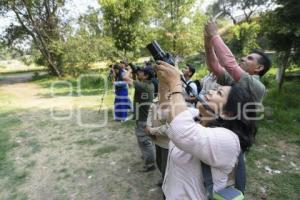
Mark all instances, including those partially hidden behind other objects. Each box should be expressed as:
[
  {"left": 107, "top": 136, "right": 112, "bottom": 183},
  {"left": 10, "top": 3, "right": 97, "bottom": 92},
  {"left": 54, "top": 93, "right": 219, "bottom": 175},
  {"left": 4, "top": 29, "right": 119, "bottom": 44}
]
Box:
[{"left": 155, "top": 145, "right": 168, "bottom": 179}]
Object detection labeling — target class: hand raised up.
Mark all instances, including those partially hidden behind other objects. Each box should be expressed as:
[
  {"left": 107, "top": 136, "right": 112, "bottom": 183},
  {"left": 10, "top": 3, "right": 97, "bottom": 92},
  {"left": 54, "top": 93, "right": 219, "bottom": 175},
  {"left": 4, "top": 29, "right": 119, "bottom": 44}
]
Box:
[
  {"left": 154, "top": 61, "right": 181, "bottom": 90},
  {"left": 204, "top": 20, "right": 219, "bottom": 39}
]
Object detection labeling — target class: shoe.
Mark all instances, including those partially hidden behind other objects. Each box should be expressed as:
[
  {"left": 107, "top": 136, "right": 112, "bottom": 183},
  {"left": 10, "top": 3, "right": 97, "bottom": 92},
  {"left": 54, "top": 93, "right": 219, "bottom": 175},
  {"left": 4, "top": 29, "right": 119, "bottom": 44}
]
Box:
[{"left": 139, "top": 165, "right": 156, "bottom": 173}]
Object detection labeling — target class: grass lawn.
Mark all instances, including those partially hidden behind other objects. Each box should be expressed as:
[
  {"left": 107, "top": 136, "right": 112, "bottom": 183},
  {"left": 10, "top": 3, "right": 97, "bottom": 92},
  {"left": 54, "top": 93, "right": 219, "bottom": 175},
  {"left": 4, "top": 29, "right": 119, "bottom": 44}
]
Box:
[{"left": 246, "top": 77, "right": 300, "bottom": 199}]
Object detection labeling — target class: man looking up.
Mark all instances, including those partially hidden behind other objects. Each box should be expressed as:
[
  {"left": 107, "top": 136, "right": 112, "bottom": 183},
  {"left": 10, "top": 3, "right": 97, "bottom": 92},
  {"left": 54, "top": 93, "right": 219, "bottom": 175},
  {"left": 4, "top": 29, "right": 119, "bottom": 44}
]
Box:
[
  {"left": 182, "top": 64, "right": 198, "bottom": 106},
  {"left": 205, "top": 21, "right": 271, "bottom": 103},
  {"left": 123, "top": 68, "right": 156, "bottom": 172}
]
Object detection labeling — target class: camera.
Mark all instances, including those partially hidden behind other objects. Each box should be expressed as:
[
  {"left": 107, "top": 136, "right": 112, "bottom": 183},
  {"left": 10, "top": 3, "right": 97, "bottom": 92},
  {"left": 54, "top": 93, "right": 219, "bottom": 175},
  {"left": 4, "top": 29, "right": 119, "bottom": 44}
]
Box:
[
  {"left": 146, "top": 41, "right": 175, "bottom": 66},
  {"left": 146, "top": 40, "right": 217, "bottom": 116}
]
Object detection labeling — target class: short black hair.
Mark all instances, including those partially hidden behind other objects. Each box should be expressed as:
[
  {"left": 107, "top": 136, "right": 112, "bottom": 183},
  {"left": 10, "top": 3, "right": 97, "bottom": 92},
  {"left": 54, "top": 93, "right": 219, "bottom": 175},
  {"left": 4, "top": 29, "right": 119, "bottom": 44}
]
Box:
[
  {"left": 251, "top": 49, "right": 271, "bottom": 77},
  {"left": 113, "top": 64, "right": 120, "bottom": 70},
  {"left": 187, "top": 64, "right": 196, "bottom": 77},
  {"left": 120, "top": 60, "right": 128, "bottom": 65},
  {"left": 143, "top": 68, "right": 154, "bottom": 80}
]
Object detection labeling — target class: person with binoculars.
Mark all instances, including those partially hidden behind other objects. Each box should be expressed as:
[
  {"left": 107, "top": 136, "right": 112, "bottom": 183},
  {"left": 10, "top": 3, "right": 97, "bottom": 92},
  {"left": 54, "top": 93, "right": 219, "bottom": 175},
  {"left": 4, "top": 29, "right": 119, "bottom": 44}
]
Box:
[{"left": 112, "top": 61, "right": 131, "bottom": 122}]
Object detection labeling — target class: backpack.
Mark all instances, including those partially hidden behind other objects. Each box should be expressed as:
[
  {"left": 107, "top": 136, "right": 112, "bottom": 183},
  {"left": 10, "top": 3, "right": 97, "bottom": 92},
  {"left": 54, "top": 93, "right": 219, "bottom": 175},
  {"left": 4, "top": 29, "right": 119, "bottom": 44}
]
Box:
[
  {"left": 185, "top": 80, "right": 202, "bottom": 96},
  {"left": 201, "top": 153, "right": 245, "bottom": 200}
]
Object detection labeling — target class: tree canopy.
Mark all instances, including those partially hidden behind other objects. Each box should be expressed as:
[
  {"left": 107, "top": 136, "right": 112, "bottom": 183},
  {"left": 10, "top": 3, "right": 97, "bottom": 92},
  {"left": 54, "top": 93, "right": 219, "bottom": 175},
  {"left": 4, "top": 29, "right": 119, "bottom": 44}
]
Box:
[
  {"left": 261, "top": 0, "right": 300, "bottom": 90},
  {"left": 0, "top": 0, "right": 299, "bottom": 91},
  {"left": 0, "top": 0, "right": 65, "bottom": 76}
]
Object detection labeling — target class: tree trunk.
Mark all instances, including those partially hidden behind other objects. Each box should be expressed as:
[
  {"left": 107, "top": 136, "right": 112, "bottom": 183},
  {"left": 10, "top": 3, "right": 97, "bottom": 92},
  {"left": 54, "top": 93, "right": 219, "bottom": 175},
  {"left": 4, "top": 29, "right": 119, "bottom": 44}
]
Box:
[
  {"left": 277, "top": 50, "right": 291, "bottom": 92},
  {"left": 12, "top": 4, "right": 62, "bottom": 77}
]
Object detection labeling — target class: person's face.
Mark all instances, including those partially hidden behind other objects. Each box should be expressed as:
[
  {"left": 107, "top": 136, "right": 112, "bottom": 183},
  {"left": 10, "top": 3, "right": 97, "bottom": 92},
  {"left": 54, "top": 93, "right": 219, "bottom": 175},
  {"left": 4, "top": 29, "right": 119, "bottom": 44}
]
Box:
[
  {"left": 182, "top": 66, "right": 191, "bottom": 77},
  {"left": 240, "top": 53, "right": 264, "bottom": 75},
  {"left": 204, "top": 86, "right": 231, "bottom": 114},
  {"left": 137, "top": 71, "right": 144, "bottom": 81},
  {"left": 120, "top": 63, "right": 126, "bottom": 69}
]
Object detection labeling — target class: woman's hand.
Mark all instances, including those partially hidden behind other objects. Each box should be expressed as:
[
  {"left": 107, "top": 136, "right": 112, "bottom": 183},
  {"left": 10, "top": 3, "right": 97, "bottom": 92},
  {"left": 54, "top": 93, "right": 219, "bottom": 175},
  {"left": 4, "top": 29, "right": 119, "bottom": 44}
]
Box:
[{"left": 155, "top": 61, "right": 182, "bottom": 92}]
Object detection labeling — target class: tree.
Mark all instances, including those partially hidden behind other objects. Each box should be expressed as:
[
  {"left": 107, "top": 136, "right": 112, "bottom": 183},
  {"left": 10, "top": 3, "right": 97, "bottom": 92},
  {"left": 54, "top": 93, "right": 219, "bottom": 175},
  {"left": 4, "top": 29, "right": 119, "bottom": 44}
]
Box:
[
  {"left": 208, "top": 0, "right": 273, "bottom": 24},
  {"left": 224, "top": 22, "right": 261, "bottom": 57},
  {"left": 99, "top": 0, "right": 151, "bottom": 58},
  {"left": 0, "top": 0, "right": 65, "bottom": 77},
  {"left": 261, "top": 0, "right": 300, "bottom": 91},
  {"left": 150, "top": 0, "right": 196, "bottom": 54}
]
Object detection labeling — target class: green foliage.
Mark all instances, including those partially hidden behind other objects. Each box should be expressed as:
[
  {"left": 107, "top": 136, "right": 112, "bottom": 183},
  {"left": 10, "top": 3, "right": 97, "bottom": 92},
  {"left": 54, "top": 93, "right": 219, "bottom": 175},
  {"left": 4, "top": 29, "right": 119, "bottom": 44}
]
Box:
[
  {"left": 261, "top": 0, "right": 300, "bottom": 62},
  {"left": 149, "top": 0, "right": 205, "bottom": 56},
  {"left": 260, "top": 0, "right": 300, "bottom": 90},
  {"left": 209, "top": 0, "right": 273, "bottom": 24},
  {"left": 0, "top": 0, "right": 65, "bottom": 76},
  {"left": 100, "top": 0, "right": 151, "bottom": 57},
  {"left": 53, "top": 32, "right": 116, "bottom": 76},
  {"left": 225, "top": 22, "right": 261, "bottom": 57}
]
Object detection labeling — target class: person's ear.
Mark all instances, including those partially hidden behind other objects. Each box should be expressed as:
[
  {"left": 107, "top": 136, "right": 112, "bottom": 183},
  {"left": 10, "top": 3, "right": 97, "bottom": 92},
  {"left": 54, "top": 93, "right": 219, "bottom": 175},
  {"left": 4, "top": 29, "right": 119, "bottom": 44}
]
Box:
[{"left": 254, "top": 64, "right": 264, "bottom": 74}]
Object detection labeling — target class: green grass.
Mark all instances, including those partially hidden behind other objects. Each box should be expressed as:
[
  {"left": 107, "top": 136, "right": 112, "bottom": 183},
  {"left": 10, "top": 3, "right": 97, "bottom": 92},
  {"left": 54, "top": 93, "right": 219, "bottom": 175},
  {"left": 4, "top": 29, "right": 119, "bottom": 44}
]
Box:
[
  {"left": 0, "top": 68, "right": 46, "bottom": 75},
  {"left": 33, "top": 73, "right": 114, "bottom": 97},
  {"left": 0, "top": 91, "right": 29, "bottom": 199},
  {"left": 28, "top": 138, "right": 41, "bottom": 154},
  {"left": 94, "top": 145, "right": 118, "bottom": 156},
  {"left": 245, "top": 78, "right": 300, "bottom": 199},
  {"left": 75, "top": 138, "right": 98, "bottom": 146}
]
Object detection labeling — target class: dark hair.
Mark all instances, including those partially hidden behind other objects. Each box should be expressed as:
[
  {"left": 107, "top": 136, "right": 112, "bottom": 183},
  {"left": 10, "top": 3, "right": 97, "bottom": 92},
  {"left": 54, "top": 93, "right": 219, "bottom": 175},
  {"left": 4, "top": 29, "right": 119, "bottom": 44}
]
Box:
[
  {"left": 143, "top": 68, "right": 154, "bottom": 80},
  {"left": 113, "top": 64, "right": 121, "bottom": 70},
  {"left": 251, "top": 49, "right": 271, "bottom": 77},
  {"left": 208, "top": 85, "right": 257, "bottom": 152},
  {"left": 187, "top": 64, "right": 196, "bottom": 77},
  {"left": 120, "top": 60, "right": 128, "bottom": 66}
]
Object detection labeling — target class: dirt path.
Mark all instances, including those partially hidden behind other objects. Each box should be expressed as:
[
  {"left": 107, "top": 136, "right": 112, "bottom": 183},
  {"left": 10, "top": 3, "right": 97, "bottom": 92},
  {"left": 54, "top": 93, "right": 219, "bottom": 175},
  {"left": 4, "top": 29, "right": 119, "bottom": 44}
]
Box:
[{"left": 0, "top": 78, "right": 162, "bottom": 200}]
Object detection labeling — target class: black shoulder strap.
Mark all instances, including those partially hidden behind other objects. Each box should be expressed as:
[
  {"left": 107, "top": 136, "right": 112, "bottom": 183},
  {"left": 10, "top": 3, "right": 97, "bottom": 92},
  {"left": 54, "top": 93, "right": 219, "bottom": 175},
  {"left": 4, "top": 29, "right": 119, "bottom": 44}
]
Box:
[
  {"left": 201, "top": 152, "right": 246, "bottom": 200},
  {"left": 185, "top": 81, "right": 192, "bottom": 94},
  {"left": 201, "top": 161, "right": 214, "bottom": 200},
  {"left": 194, "top": 80, "right": 202, "bottom": 94},
  {"left": 235, "top": 153, "right": 246, "bottom": 193}
]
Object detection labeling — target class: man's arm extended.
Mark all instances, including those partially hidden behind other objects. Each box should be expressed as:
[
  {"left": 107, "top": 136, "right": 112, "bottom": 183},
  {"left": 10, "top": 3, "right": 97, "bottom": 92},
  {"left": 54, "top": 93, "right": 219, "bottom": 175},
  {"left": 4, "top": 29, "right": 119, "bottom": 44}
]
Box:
[
  {"left": 204, "top": 35, "right": 225, "bottom": 77},
  {"left": 205, "top": 21, "right": 243, "bottom": 81}
]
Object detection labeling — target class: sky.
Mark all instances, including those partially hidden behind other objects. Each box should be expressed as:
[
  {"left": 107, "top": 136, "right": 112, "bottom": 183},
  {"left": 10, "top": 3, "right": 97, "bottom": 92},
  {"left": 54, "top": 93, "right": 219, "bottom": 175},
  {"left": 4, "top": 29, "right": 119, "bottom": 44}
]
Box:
[{"left": 0, "top": 0, "right": 215, "bottom": 34}]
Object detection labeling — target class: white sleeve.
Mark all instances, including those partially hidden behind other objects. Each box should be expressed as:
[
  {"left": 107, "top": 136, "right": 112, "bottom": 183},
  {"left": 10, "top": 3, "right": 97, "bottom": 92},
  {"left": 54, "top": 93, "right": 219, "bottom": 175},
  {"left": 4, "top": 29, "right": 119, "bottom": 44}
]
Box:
[{"left": 166, "top": 110, "right": 241, "bottom": 169}]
